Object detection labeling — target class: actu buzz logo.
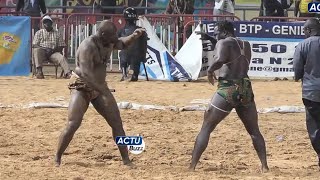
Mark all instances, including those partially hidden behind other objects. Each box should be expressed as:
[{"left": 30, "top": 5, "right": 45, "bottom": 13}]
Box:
[{"left": 115, "top": 136, "right": 146, "bottom": 155}]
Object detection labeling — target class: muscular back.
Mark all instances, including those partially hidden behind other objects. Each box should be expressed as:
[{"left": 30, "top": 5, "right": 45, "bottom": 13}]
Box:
[{"left": 216, "top": 37, "right": 252, "bottom": 79}]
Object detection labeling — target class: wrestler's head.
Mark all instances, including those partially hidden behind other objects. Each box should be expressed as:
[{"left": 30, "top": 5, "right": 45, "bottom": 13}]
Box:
[
  {"left": 97, "top": 20, "right": 118, "bottom": 45},
  {"left": 303, "top": 18, "right": 320, "bottom": 38},
  {"left": 213, "top": 21, "right": 235, "bottom": 40}
]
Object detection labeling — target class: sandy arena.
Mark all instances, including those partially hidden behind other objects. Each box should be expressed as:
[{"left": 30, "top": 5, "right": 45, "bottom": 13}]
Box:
[{"left": 1, "top": 74, "right": 320, "bottom": 180}]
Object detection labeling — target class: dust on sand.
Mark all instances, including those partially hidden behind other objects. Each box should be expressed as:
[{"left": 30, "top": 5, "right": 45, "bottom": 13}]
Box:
[{"left": 0, "top": 75, "right": 319, "bottom": 180}]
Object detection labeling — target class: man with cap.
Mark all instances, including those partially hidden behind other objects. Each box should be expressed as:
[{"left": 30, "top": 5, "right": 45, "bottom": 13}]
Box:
[
  {"left": 55, "top": 20, "right": 146, "bottom": 167},
  {"left": 117, "top": 7, "right": 148, "bottom": 81},
  {"left": 32, "top": 15, "right": 72, "bottom": 79}
]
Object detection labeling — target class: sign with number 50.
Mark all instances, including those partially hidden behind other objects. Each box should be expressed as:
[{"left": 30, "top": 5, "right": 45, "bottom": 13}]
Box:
[{"left": 252, "top": 44, "right": 287, "bottom": 54}]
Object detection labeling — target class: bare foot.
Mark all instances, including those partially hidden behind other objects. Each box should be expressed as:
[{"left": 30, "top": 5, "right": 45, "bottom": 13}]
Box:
[
  {"left": 55, "top": 155, "right": 61, "bottom": 167},
  {"left": 124, "top": 161, "right": 136, "bottom": 169},
  {"left": 188, "top": 166, "right": 195, "bottom": 172},
  {"left": 124, "top": 159, "right": 134, "bottom": 165},
  {"left": 261, "top": 166, "right": 269, "bottom": 173}
]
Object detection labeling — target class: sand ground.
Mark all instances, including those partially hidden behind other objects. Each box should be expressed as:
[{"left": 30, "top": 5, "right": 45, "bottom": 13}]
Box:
[{"left": 0, "top": 74, "right": 319, "bottom": 180}]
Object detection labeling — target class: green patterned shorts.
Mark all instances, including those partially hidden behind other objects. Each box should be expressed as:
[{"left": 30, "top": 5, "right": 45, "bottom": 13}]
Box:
[{"left": 216, "top": 78, "right": 254, "bottom": 107}]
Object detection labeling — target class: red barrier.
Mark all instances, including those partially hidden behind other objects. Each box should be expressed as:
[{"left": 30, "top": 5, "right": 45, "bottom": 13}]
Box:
[
  {"left": 65, "top": 13, "right": 125, "bottom": 58},
  {"left": 250, "top": 16, "right": 312, "bottom": 22},
  {"left": 0, "top": 12, "right": 27, "bottom": 15},
  {"left": 143, "top": 14, "right": 241, "bottom": 52}
]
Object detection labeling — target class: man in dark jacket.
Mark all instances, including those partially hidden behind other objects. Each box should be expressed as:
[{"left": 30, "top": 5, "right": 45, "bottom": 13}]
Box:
[
  {"left": 98, "top": 0, "right": 119, "bottom": 18},
  {"left": 293, "top": 18, "right": 320, "bottom": 168},
  {"left": 16, "top": 0, "right": 46, "bottom": 31},
  {"left": 259, "top": 0, "right": 292, "bottom": 20}
]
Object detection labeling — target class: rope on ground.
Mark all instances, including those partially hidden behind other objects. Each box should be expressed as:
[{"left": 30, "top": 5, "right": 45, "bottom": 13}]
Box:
[{"left": 0, "top": 102, "right": 306, "bottom": 113}]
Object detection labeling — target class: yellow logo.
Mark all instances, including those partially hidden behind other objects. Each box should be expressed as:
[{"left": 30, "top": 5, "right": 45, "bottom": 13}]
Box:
[{"left": 0, "top": 32, "right": 21, "bottom": 65}]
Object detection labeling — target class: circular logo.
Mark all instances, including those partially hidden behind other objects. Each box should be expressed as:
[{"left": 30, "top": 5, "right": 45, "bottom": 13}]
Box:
[{"left": 127, "top": 138, "right": 145, "bottom": 155}]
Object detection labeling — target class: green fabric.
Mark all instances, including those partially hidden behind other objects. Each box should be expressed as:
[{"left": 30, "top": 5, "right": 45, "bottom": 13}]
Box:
[{"left": 216, "top": 78, "right": 254, "bottom": 107}]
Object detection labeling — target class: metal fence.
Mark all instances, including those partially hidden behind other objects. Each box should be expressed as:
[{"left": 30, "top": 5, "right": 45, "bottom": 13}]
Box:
[{"left": 0, "top": 11, "right": 311, "bottom": 73}]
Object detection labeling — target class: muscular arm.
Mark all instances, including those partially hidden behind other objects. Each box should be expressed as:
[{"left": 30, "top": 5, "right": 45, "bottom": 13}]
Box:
[
  {"left": 205, "top": 34, "right": 217, "bottom": 47},
  {"left": 207, "top": 40, "right": 230, "bottom": 74},
  {"left": 114, "top": 31, "right": 144, "bottom": 50},
  {"left": 76, "top": 45, "right": 109, "bottom": 94},
  {"left": 196, "top": 31, "right": 217, "bottom": 45}
]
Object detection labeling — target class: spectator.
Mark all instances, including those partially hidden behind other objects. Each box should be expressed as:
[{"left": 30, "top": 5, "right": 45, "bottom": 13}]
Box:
[
  {"left": 283, "top": 0, "right": 294, "bottom": 17},
  {"left": 293, "top": 18, "right": 320, "bottom": 169},
  {"left": 165, "top": 0, "right": 195, "bottom": 50},
  {"left": 259, "top": 0, "right": 292, "bottom": 78},
  {"left": 16, "top": 0, "right": 46, "bottom": 32},
  {"left": 295, "top": 0, "right": 314, "bottom": 17},
  {"left": 32, "top": 16, "right": 71, "bottom": 79},
  {"left": 122, "top": 0, "right": 146, "bottom": 15},
  {"left": 196, "top": 0, "right": 214, "bottom": 15},
  {"left": 259, "top": 0, "right": 293, "bottom": 20},
  {"left": 165, "top": 0, "right": 194, "bottom": 17},
  {"left": 118, "top": 7, "right": 148, "bottom": 82},
  {"left": 143, "top": 0, "right": 160, "bottom": 14},
  {"left": 97, "top": 0, "right": 117, "bottom": 17},
  {"left": 213, "top": 0, "right": 235, "bottom": 21}
]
